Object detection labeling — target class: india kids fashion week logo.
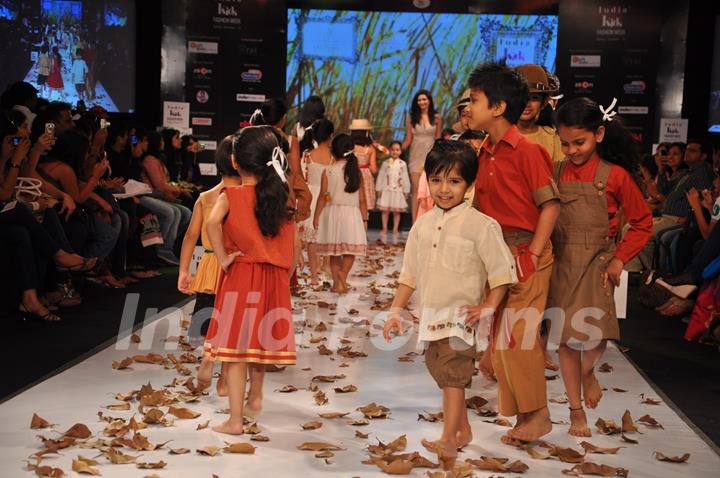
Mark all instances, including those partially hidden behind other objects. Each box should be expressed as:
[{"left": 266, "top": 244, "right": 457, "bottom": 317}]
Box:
[{"left": 596, "top": 4, "right": 628, "bottom": 41}]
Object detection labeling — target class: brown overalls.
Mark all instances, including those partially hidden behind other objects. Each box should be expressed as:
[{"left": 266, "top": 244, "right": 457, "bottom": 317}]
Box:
[{"left": 547, "top": 160, "right": 619, "bottom": 345}]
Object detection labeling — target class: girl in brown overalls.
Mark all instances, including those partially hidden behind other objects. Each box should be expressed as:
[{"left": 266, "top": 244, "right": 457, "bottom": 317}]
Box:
[{"left": 550, "top": 97, "right": 652, "bottom": 437}]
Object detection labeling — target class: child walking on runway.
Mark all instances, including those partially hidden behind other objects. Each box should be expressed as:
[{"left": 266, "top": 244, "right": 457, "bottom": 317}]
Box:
[
  {"left": 551, "top": 97, "right": 652, "bottom": 436},
  {"left": 376, "top": 141, "right": 410, "bottom": 235},
  {"left": 202, "top": 126, "right": 298, "bottom": 435},
  {"left": 384, "top": 140, "right": 516, "bottom": 469},
  {"left": 313, "top": 134, "right": 368, "bottom": 294}
]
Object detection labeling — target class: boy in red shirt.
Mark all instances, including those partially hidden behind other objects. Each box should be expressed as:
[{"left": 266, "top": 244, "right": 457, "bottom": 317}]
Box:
[{"left": 467, "top": 62, "right": 560, "bottom": 442}]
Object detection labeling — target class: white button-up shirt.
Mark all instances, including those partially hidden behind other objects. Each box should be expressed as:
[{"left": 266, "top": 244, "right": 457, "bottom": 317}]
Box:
[{"left": 400, "top": 202, "right": 517, "bottom": 345}]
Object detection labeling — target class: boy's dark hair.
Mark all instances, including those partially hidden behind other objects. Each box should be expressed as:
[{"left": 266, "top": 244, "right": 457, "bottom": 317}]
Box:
[
  {"left": 441, "top": 127, "right": 455, "bottom": 138},
  {"left": 350, "top": 129, "right": 373, "bottom": 146},
  {"left": 389, "top": 140, "right": 402, "bottom": 149},
  {"left": 424, "top": 140, "right": 478, "bottom": 185},
  {"left": 468, "top": 62, "right": 529, "bottom": 124}
]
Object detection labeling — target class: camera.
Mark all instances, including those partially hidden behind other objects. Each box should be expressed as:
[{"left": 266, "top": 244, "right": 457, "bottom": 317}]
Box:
[
  {"left": 100, "top": 118, "right": 111, "bottom": 129},
  {"left": 45, "top": 123, "right": 55, "bottom": 135},
  {"left": 11, "top": 136, "right": 21, "bottom": 146},
  {"left": 130, "top": 134, "right": 138, "bottom": 145}
]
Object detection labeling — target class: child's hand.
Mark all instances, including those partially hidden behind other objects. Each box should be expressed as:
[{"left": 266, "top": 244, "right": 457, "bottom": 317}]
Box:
[
  {"left": 701, "top": 189, "right": 714, "bottom": 210},
  {"left": 686, "top": 187, "right": 701, "bottom": 209},
  {"left": 460, "top": 304, "right": 496, "bottom": 327},
  {"left": 313, "top": 217, "right": 319, "bottom": 230},
  {"left": 178, "top": 270, "right": 193, "bottom": 294},
  {"left": 602, "top": 257, "right": 624, "bottom": 288},
  {"left": 383, "top": 314, "right": 403, "bottom": 342},
  {"left": 220, "top": 251, "right": 244, "bottom": 272}
]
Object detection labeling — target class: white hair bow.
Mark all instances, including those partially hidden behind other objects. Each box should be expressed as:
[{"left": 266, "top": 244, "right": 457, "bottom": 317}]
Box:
[
  {"left": 343, "top": 150, "right": 353, "bottom": 157},
  {"left": 296, "top": 123, "right": 312, "bottom": 141},
  {"left": 267, "top": 146, "right": 288, "bottom": 183},
  {"left": 249, "top": 109, "right": 263, "bottom": 124},
  {"left": 600, "top": 97, "right": 618, "bottom": 122}
]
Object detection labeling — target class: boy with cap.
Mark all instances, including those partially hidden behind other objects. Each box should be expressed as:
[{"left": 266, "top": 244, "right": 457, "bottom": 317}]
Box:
[{"left": 514, "top": 64, "right": 563, "bottom": 162}]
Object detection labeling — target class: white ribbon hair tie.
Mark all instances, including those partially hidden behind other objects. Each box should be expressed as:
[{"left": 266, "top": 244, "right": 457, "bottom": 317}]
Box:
[
  {"left": 296, "top": 124, "right": 312, "bottom": 141},
  {"left": 600, "top": 97, "right": 618, "bottom": 122},
  {"left": 249, "top": 109, "right": 264, "bottom": 124},
  {"left": 267, "top": 146, "right": 288, "bottom": 183},
  {"left": 312, "top": 140, "right": 319, "bottom": 149},
  {"left": 343, "top": 150, "right": 353, "bottom": 157}
]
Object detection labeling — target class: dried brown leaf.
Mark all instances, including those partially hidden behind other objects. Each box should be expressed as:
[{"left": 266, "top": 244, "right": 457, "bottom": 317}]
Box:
[
  {"left": 112, "top": 357, "right": 133, "bottom": 370},
  {"left": 196, "top": 420, "right": 210, "bottom": 431},
  {"left": 224, "top": 442, "right": 256, "bottom": 454},
  {"left": 276, "top": 385, "right": 298, "bottom": 393},
  {"left": 31, "top": 413, "right": 52, "bottom": 429},
  {"left": 580, "top": 441, "right": 623, "bottom": 454},
  {"left": 417, "top": 411, "right": 444, "bottom": 423},
  {"left": 297, "top": 442, "right": 343, "bottom": 451},
  {"left": 317, "top": 344, "right": 333, "bottom": 356},
  {"left": 334, "top": 385, "right": 357, "bottom": 393},
  {"left": 638, "top": 414, "right": 664, "bottom": 429},
  {"left": 197, "top": 446, "right": 222, "bottom": 456},
  {"left": 251, "top": 435, "right": 270, "bottom": 442},
  {"left": 524, "top": 446, "right": 552, "bottom": 460},
  {"left": 612, "top": 388, "right": 627, "bottom": 393},
  {"left": 105, "top": 402, "right": 131, "bottom": 411},
  {"left": 348, "top": 418, "right": 370, "bottom": 426},
  {"left": 465, "top": 396, "right": 488, "bottom": 410},
  {"left": 654, "top": 451, "right": 689, "bottom": 463},
  {"left": 598, "top": 362, "right": 613, "bottom": 373},
  {"left": 103, "top": 448, "right": 139, "bottom": 464},
  {"left": 318, "top": 412, "right": 349, "bottom": 419},
  {"left": 373, "top": 457, "right": 414, "bottom": 474},
  {"left": 63, "top": 423, "right": 92, "bottom": 439},
  {"left": 621, "top": 410, "right": 639, "bottom": 433},
  {"left": 620, "top": 434, "right": 638, "bottom": 444},
  {"left": 357, "top": 402, "right": 391, "bottom": 419},
  {"left": 136, "top": 461, "right": 167, "bottom": 469},
  {"left": 71, "top": 459, "right": 100, "bottom": 475},
  {"left": 168, "top": 406, "right": 201, "bottom": 419},
  {"left": 562, "top": 462, "right": 629, "bottom": 477},
  {"left": 314, "top": 390, "right": 328, "bottom": 406},
  {"left": 302, "top": 421, "right": 323, "bottom": 430},
  {"left": 483, "top": 418, "right": 513, "bottom": 427},
  {"left": 169, "top": 448, "right": 190, "bottom": 454},
  {"left": 551, "top": 446, "right": 586, "bottom": 463},
  {"left": 312, "top": 374, "right": 346, "bottom": 383},
  {"left": 355, "top": 430, "right": 369, "bottom": 439},
  {"left": 595, "top": 418, "right": 621, "bottom": 435}
]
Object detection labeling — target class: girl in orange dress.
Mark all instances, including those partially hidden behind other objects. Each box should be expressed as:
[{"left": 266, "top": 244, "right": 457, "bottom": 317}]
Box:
[
  {"left": 178, "top": 136, "right": 242, "bottom": 396},
  {"left": 202, "top": 126, "right": 299, "bottom": 435}
]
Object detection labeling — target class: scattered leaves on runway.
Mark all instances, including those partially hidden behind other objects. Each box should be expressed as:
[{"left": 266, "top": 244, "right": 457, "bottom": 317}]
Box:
[
  {"left": 417, "top": 411, "right": 444, "bottom": 422},
  {"left": 355, "top": 430, "right": 369, "bottom": 439},
  {"left": 550, "top": 446, "right": 586, "bottom": 463},
  {"left": 72, "top": 458, "right": 101, "bottom": 475},
  {"left": 197, "top": 446, "right": 222, "bottom": 456},
  {"left": 465, "top": 396, "right": 488, "bottom": 410},
  {"left": 466, "top": 456, "right": 529, "bottom": 473},
  {"left": 313, "top": 374, "right": 346, "bottom": 383},
  {"left": 26, "top": 463, "right": 64, "bottom": 477},
  {"left": 358, "top": 402, "right": 391, "bottom": 419},
  {"left": 105, "top": 402, "right": 131, "bottom": 411},
  {"left": 314, "top": 390, "right": 328, "bottom": 405},
  {"left": 319, "top": 412, "right": 350, "bottom": 419},
  {"left": 136, "top": 460, "right": 167, "bottom": 469},
  {"left": 63, "top": 423, "right": 92, "bottom": 439},
  {"left": 334, "top": 384, "right": 358, "bottom": 393},
  {"left": 30, "top": 413, "right": 52, "bottom": 429},
  {"left": 349, "top": 418, "right": 370, "bottom": 426},
  {"left": 196, "top": 420, "right": 210, "bottom": 430},
  {"left": 598, "top": 362, "right": 613, "bottom": 373},
  {"left": 251, "top": 434, "right": 270, "bottom": 442},
  {"left": 169, "top": 448, "right": 190, "bottom": 454},
  {"left": 524, "top": 446, "right": 552, "bottom": 460},
  {"left": 112, "top": 357, "right": 133, "bottom": 370},
  {"left": 276, "top": 385, "right": 299, "bottom": 393},
  {"left": 224, "top": 442, "right": 256, "bottom": 454},
  {"left": 103, "top": 448, "right": 140, "bottom": 464},
  {"left": 595, "top": 418, "right": 622, "bottom": 435},
  {"left": 561, "top": 462, "right": 629, "bottom": 477},
  {"left": 580, "top": 441, "right": 623, "bottom": 455},
  {"left": 297, "top": 442, "right": 344, "bottom": 451},
  {"left": 621, "top": 410, "right": 639, "bottom": 433},
  {"left": 168, "top": 406, "right": 201, "bottom": 419},
  {"left": 302, "top": 421, "right": 323, "bottom": 430},
  {"left": 483, "top": 418, "right": 513, "bottom": 427},
  {"left": 654, "top": 451, "right": 690, "bottom": 463},
  {"left": 638, "top": 414, "right": 663, "bottom": 429}
]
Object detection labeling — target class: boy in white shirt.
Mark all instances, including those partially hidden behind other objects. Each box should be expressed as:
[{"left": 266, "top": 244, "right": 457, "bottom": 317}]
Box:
[
  {"left": 71, "top": 50, "right": 88, "bottom": 101},
  {"left": 384, "top": 140, "right": 517, "bottom": 469}
]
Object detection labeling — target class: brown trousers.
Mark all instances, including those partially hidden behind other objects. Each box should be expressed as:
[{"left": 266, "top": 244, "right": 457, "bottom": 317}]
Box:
[{"left": 491, "top": 237, "right": 553, "bottom": 416}]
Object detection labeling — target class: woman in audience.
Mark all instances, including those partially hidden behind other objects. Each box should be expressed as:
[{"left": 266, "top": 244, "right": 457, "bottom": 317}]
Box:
[
  {"left": 162, "top": 128, "right": 183, "bottom": 182},
  {"left": 141, "top": 131, "right": 192, "bottom": 264},
  {"left": 180, "top": 134, "right": 202, "bottom": 183}
]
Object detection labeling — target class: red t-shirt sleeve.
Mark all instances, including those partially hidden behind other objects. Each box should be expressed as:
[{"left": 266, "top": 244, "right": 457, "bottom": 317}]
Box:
[
  {"left": 523, "top": 142, "right": 559, "bottom": 207},
  {"left": 612, "top": 168, "right": 653, "bottom": 264}
]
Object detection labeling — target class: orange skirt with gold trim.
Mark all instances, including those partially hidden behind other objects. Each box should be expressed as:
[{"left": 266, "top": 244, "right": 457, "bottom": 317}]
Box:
[{"left": 203, "top": 262, "right": 296, "bottom": 365}]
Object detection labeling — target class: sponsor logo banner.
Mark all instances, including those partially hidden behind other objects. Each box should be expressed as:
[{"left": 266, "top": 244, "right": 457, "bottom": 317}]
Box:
[
  {"left": 241, "top": 68, "right": 263, "bottom": 83},
  {"left": 570, "top": 55, "right": 601, "bottom": 67},
  {"left": 196, "top": 90, "right": 210, "bottom": 104},
  {"left": 623, "top": 80, "right": 646, "bottom": 94},
  {"left": 188, "top": 40, "right": 219, "bottom": 54},
  {"left": 192, "top": 117, "right": 213, "bottom": 126},
  {"left": 618, "top": 106, "right": 649, "bottom": 115},
  {"left": 236, "top": 93, "right": 266, "bottom": 102}
]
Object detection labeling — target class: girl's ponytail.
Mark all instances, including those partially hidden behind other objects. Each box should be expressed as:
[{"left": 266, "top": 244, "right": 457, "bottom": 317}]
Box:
[{"left": 332, "top": 133, "right": 361, "bottom": 193}]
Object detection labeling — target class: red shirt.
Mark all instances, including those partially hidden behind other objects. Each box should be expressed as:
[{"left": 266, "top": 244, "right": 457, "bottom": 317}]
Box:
[
  {"left": 560, "top": 155, "right": 652, "bottom": 264},
  {"left": 473, "top": 125, "right": 558, "bottom": 232}
]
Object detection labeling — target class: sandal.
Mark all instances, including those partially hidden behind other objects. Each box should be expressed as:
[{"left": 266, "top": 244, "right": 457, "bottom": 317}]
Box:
[
  {"left": 56, "top": 256, "right": 98, "bottom": 272},
  {"left": 47, "top": 282, "right": 82, "bottom": 307},
  {"left": 19, "top": 304, "right": 62, "bottom": 323}
]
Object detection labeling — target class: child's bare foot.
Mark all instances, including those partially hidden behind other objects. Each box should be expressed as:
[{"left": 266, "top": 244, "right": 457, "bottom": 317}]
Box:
[
  {"left": 544, "top": 350, "right": 559, "bottom": 371},
  {"left": 212, "top": 418, "right": 244, "bottom": 435},
  {"left": 513, "top": 412, "right": 527, "bottom": 430},
  {"left": 478, "top": 350, "right": 495, "bottom": 381},
  {"left": 568, "top": 407, "right": 591, "bottom": 437},
  {"left": 582, "top": 371, "right": 603, "bottom": 409},
  {"left": 216, "top": 378, "right": 228, "bottom": 397},
  {"left": 506, "top": 406, "right": 551, "bottom": 442},
  {"left": 456, "top": 429, "right": 473, "bottom": 449},
  {"left": 196, "top": 360, "right": 213, "bottom": 390},
  {"left": 421, "top": 438, "right": 458, "bottom": 470},
  {"left": 244, "top": 395, "right": 262, "bottom": 419}
]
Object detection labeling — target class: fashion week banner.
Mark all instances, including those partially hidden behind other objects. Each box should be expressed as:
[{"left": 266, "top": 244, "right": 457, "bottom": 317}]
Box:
[
  {"left": 162, "top": 0, "right": 286, "bottom": 155},
  {"left": 557, "top": 0, "right": 661, "bottom": 150}
]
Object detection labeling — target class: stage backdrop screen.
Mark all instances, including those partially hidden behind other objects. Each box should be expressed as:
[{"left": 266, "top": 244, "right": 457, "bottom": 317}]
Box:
[
  {"left": 709, "top": 15, "right": 720, "bottom": 133},
  {"left": 287, "top": 8, "right": 558, "bottom": 142},
  {"left": 0, "top": 0, "right": 136, "bottom": 112}
]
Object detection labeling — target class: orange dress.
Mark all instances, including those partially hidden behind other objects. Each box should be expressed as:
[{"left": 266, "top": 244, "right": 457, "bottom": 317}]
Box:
[
  {"left": 189, "top": 191, "right": 221, "bottom": 294},
  {"left": 203, "top": 186, "right": 296, "bottom": 365}
]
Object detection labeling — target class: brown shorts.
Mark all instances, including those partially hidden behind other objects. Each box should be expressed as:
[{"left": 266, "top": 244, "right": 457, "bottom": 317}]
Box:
[{"left": 425, "top": 337, "right": 476, "bottom": 389}]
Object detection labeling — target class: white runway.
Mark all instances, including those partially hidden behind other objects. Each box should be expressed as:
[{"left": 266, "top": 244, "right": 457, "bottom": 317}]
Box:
[{"left": 1, "top": 236, "right": 718, "bottom": 477}]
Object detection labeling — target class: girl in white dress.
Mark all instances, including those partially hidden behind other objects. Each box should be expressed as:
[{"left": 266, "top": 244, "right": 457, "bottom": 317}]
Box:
[
  {"left": 376, "top": 141, "right": 411, "bottom": 234},
  {"left": 313, "top": 134, "right": 367, "bottom": 294},
  {"left": 299, "top": 118, "right": 334, "bottom": 284}
]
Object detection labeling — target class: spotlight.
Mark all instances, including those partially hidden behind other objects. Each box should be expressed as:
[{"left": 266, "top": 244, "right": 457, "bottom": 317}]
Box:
[{"left": 413, "top": 0, "right": 431, "bottom": 9}]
